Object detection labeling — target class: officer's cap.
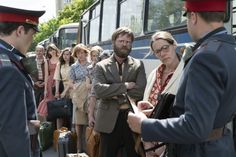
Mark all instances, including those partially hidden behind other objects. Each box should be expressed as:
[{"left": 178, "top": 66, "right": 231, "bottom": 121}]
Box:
[
  {"left": 0, "top": 5, "right": 45, "bottom": 32},
  {"left": 183, "top": 0, "right": 227, "bottom": 16}
]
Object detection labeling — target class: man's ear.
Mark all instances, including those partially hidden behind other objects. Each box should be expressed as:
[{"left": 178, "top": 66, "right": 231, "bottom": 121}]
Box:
[
  {"left": 190, "top": 12, "right": 198, "bottom": 25},
  {"left": 15, "top": 25, "right": 25, "bottom": 37}
]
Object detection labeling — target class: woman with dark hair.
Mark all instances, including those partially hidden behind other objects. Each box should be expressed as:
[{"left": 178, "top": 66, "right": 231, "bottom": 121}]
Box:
[
  {"left": 54, "top": 47, "right": 74, "bottom": 129},
  {"left": 37, "top": 43, "right": 60, "bottom": 122}
]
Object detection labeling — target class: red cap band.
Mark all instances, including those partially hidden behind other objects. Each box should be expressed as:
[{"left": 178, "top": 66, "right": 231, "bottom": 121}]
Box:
[
  {"left": 0, "top": 13, "right": 38, "bottom": 25},
  {"left": 185, "top": 1, "right": 226, "bottom": 12}
]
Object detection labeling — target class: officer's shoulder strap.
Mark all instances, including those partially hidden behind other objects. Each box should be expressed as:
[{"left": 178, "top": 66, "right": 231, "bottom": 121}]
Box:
[
  {"left": 0, "top": 47, "right": 25, "bottom": 70},
  {"left": 204, "top": 39, "right": 222, "bottom": 52},
  {"left": 204, "top": 34, "right": 236, "bottom": 52},
  {"left": 0, "top": 50, "right": 12, "bottom": 67}
]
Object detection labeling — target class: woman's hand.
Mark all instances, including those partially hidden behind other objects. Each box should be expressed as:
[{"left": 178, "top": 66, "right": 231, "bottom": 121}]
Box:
[
  {"left": 88, "top": 97, "right": 96, "bottom": 127},
  {"left": 137, "top": 101, "right": 154, "bottom": 116},
  {"left": 88, "top": 114, "right": 95, "bottom": 127},
  {"left": 55, "top": 92, "right": 60, "bottom": 99},
  {"left": 61, "top": 91, "right": 67, "bottom": 98},
  {"left": 38, "top": 81, "right": 44, "bottom": 88}
]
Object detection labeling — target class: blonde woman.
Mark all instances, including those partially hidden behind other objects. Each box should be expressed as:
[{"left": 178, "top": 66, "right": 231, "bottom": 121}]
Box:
[{"left": 69, "top": 44, "right": 90, "bottom": 153}]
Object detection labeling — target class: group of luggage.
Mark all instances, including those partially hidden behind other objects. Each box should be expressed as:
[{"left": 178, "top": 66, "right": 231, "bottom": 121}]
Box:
[{"left": 39, "top": 121, "right": 88, "bottom": 157}]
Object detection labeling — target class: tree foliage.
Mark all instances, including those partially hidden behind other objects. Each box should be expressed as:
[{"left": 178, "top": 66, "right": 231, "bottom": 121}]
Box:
[{"left": 29, "top": 0, "right": 94, "bottom": 51}]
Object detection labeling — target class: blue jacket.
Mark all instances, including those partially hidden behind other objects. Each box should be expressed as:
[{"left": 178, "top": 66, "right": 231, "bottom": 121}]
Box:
[{"left": 141, "top": 30, "right": 236, "bottom": 157}]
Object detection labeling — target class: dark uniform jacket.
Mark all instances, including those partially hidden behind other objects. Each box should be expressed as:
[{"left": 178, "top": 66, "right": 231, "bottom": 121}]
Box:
[
  {"left": 141, "top": 28, "right": 236, "bottom": 157},
  {"left": 0, "top": 39, "right": 37, "bottom": 157},
  {"left": 94, "top": 55, "right": 146, "bottom": 133}
]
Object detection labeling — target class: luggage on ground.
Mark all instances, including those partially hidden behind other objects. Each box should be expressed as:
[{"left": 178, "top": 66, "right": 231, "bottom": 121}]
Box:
[
  {"left": 58, "top": 131, "right": 77, "bottom": 157},
  {"left": 66, "top": 153, "right": 89, "bottom": 157},
  {"left": 53, "top": 127, "right": 68, "bottom": 151},
  {"left": 39, "top": 121, "right": 54, "bottom": 151}
]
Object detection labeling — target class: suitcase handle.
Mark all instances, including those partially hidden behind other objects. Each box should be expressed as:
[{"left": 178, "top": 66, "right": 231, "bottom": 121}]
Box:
[{"left": 59, "top": 127, "right": 68, "bottom": 132}]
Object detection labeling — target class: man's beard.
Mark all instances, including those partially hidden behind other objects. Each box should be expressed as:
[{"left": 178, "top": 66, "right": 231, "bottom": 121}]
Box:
[{"left": 113, "top": 45, "right": 131, "bottom": 58}]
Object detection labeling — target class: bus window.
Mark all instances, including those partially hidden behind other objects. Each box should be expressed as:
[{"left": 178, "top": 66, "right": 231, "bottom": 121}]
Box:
[
  {"left": 119, "top": 0, "right": 144, "bottom": 35},
  {"left": 147, "top": 0, "right": 185, "bottom": 32},
  {"left": 89, "top": 4, "right": 100, "bottom": 44},
  {"left": 233, "top": 1, "right": 236, "bottom": 36},
  {"left": 58, "top": 27, "right": 78, "bottom": 50},
  {"left": 101, "top": 0, "right": 117, "bottom": 42},
  {"left": 81, "top": 12, "right": 89, "bottom": 45}
]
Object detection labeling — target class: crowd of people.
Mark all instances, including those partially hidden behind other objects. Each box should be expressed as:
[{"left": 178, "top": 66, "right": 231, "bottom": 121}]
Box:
[
  {"left": 1, "top": 0, "right": 236, "bottom": 157},
  {"left": 32, "top": 42, "right": 110, "bottom": 154},
  {"left": 27, "top": 41, "right": 111, "bottom": 156}
]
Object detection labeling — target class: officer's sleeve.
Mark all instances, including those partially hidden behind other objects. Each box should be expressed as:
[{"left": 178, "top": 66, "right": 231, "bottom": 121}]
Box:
[
  {"left": 141, "top": 52, "right": 225, "bottom": 144},
  {"left": 0, "top": 66, "right": 30, "bottom": 157}
]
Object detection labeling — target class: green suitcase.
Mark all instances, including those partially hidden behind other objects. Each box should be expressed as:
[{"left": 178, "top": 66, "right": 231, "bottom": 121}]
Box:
[{"left": 39, "top": 121, "right": 54, "bottom": 151}]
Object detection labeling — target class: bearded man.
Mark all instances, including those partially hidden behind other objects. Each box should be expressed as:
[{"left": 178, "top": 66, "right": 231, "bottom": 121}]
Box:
[{"left": 93, "top": 27, "right": 146, "bottom": 157}]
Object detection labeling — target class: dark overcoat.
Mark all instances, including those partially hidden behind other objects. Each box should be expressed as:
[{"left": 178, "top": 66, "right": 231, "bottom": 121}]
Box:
[{"left": 0, "top": 40, "right": 36, "bottom": 157}]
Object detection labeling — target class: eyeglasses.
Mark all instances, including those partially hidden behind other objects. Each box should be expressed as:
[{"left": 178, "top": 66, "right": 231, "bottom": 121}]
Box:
[{"left": 153, "top": 45, "right": 171, "bottom": 55}]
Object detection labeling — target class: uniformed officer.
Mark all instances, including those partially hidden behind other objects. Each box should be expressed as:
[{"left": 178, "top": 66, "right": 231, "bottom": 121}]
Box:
[
  {"left": 0, "top": 5, "right": 45, "bottom": 157},
  {"left": 127, "top": 0, "right": 236, "bottom": 157}
]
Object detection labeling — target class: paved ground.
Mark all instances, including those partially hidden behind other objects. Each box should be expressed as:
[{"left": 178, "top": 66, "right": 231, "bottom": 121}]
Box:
[
  {"left": 42, "top": 146, "right": 89, "bottom": 157},
  {"left": 42, "top": 146, "right": 57, "bottom": 157}
]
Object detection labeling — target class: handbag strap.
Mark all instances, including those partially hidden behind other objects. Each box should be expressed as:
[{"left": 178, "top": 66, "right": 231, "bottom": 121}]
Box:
[
  {"left": 144, "top": 142, "right": 165, "bottom": 152},
  {"left": 59, "top": 64, "right": 62, "bottom": 80}
]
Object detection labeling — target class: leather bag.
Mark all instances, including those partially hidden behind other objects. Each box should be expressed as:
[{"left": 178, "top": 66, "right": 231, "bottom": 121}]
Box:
[
  {"left": 47, "top": 98, "right": 73, "bottom": 120},
  {"left": 85, "top": 127, "right": 100, "bottom": 157},
  {"left": 144, "top": 93, "right": 175, "bottom": 154},
  {"left": 150, "top": 93, "right": 175, "bottom": 119}
]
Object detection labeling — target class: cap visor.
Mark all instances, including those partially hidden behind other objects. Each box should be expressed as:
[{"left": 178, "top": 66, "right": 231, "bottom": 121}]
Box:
[
  {"left": 32, "top": 26, "right": 40, "bottom": 32},
  {"left": 183, "top": 11, "right": 187, "bottom": 17}
]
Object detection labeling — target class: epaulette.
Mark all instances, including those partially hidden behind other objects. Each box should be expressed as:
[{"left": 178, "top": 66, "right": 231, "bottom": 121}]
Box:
[
  {"left": 0, "top": 53, "right": 12, "bottom": 67},
  {"left": 199, "top": 39, "right": 222, "bottom": 52}
]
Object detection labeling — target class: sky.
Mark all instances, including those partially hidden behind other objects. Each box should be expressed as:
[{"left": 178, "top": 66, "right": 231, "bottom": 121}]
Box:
[{"left": 0, "top": 0, "right": 56, "bottom": 23}]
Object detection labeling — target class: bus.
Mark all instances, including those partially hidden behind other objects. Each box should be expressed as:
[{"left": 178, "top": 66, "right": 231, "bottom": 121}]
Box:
[
  {"left": 78, "top": 0, "right": 235, "bottom": 75},
  {"left": 78, "top": 0, "right": 236, "bottom": 145},
  {"left": 78, "top": 0, "right": 190, "bottom": 75},
  {"left": 38, "top": 38, "right": 50, "bottom": 48},
  {"left": 53, "top": 22, "right": 79, "bottom": 50}
]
